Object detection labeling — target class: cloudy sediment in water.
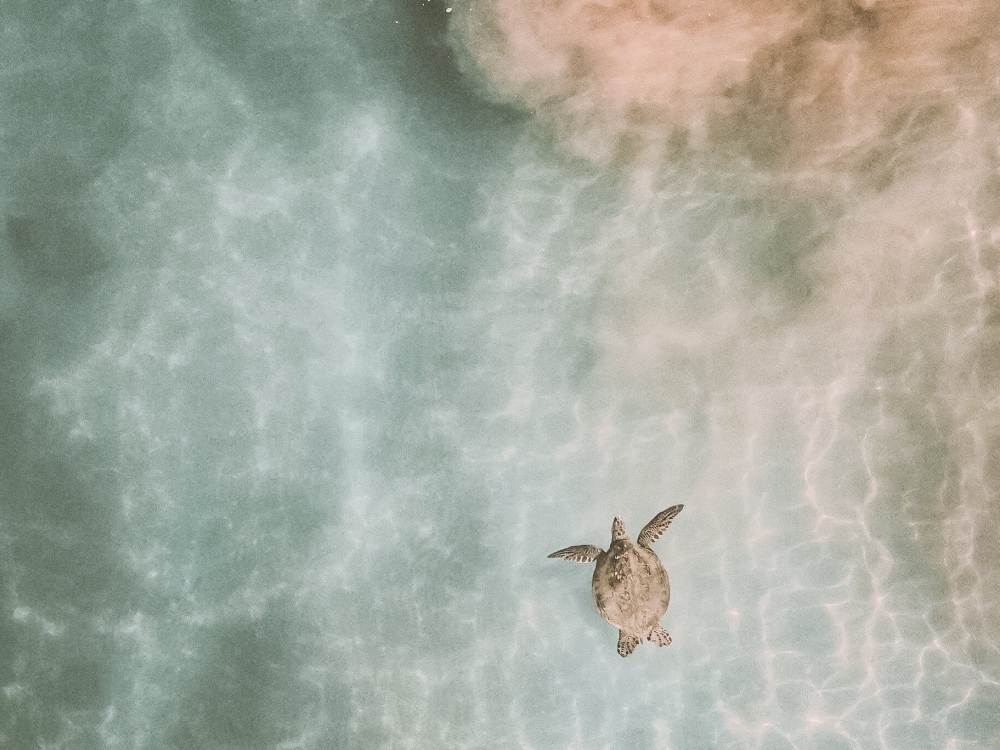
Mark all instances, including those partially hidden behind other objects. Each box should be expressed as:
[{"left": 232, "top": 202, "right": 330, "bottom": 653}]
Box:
[{"left": 2, "top": 1, "right": 999, "bottom": 747}]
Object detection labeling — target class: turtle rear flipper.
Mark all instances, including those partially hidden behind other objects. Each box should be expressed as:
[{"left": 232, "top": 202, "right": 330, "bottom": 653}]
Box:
[
  {"left": 637, "top": 505, "right": 684, "bottom": 548},
  {"left": 617, "top": 631, "right": 640, "bottom": 657},
  {"left": 548, "top": 545, "right": 603, "bottom": 563},
  {"left": 648, "top": 626, "right": 672, "bottom": 647}
]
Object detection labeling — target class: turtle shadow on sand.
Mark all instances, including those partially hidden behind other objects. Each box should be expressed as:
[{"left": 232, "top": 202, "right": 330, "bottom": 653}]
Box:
[{"left": 548, "top": 505, "right": 683, "bottom": 657}]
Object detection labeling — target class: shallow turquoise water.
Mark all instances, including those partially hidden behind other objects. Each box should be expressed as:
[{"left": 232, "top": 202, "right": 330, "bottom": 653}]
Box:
[{"left": 2, "top": 1, "right": 1000, "bottom": 748}]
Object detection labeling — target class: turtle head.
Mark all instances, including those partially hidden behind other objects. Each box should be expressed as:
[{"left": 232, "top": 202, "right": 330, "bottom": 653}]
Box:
[{"left": 612, "top": 516, "right": 628, "bottom": 542}]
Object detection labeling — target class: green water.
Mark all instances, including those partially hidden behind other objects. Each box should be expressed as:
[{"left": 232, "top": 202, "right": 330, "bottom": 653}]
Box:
[{"left": 2, "top": 1, "right": 1000, "bottom": 748}]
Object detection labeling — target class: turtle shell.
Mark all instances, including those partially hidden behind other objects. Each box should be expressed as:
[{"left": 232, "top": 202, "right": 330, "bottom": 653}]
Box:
[{"left": 591, "top": 539, "right": 670, "bottom": 638}]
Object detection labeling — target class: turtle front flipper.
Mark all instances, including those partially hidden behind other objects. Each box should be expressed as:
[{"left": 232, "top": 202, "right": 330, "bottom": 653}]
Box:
[
  {"left": 637, "top": 505, "right": 684, "bottom": 548},
  {"left": 648, "top": 626, "right": 672, "bottom": 647},
  {"left": 548, "top": 545, "right": 603, "bottom": 563},
  {"left": 617, "top": 631, "right": 640, "bottom": 657}
]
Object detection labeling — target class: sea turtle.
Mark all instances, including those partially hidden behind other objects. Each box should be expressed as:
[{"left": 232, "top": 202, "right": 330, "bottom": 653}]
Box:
[{"left": 548, "top": 505, "right": 683, "bottom": 657}]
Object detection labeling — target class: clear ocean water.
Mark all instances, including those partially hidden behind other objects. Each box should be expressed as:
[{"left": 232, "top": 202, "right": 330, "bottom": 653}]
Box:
[{"left": 2, "top": 1, "right": 1000, "bottom": 748}]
